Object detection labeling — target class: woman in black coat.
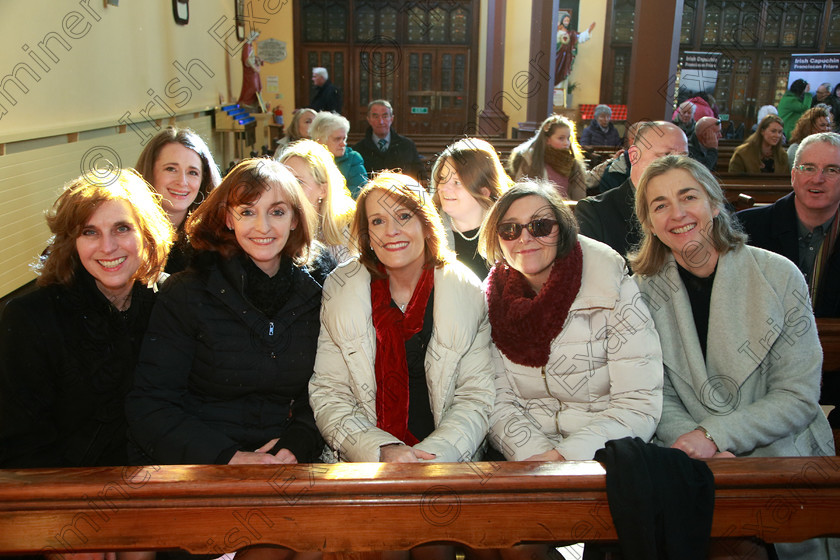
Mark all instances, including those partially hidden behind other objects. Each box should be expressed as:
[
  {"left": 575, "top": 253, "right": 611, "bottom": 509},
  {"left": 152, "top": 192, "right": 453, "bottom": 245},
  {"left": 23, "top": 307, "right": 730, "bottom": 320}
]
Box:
[
  {"left": 0, "top": 169, "right": 174, "bottom": 469},
  {"left": 127, "top": 158, "right": 328, "bottom": 466}
]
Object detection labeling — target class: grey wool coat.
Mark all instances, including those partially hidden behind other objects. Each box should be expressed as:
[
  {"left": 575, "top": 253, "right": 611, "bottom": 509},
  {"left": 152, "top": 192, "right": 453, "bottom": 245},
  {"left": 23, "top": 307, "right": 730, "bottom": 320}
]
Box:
[{"left": 634, "top": 245, "right": 834, "bottom": 459}]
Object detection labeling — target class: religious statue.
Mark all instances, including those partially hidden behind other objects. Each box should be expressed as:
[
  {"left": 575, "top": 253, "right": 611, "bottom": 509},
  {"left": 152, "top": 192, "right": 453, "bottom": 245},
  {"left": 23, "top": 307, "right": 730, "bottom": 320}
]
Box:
[
  {"left": 237, "top": 30, "right": 264, "bottom": 110},
  {"left": 555, "top": 12, "right": 596, "bottom": 88}
]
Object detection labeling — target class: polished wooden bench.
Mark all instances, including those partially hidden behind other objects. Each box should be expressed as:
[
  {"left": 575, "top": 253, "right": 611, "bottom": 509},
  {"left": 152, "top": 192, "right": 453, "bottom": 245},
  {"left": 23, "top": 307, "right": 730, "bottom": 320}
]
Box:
[
  {"left": 2, "top": 458, "right": 839, "bottom": 556},
  {"left": 717, "top": 174, "right": 792, "bottom": 204},
  {"left": 819, "top": 319, "right": 840, "bottom": 373}
]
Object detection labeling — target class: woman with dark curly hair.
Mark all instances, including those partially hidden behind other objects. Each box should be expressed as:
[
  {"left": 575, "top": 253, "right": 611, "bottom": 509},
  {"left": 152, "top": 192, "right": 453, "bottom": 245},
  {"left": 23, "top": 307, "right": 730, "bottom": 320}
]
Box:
[
  {"left": 786, "top": 105, "right": 833, "bottom": 162},
  {"left": 135, "top": 126, "right": 222, "bottom": 273}
]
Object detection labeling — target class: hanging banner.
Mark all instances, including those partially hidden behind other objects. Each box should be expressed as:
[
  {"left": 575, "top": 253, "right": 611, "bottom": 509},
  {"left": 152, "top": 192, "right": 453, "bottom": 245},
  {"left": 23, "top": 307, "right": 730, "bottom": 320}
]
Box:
[
  {"left": 788, "top": 53, "right": 840, "bottom": 93},
  {"left": 679, "top": 52, "right": 721, "bottom": 97}
]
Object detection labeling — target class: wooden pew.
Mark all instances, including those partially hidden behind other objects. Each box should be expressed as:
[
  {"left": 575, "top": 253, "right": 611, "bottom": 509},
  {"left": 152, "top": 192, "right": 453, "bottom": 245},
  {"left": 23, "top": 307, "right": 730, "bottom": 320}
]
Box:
[
  {"left": 717, "top": 174, "right": 792, "bottom": 205},
  {"left": 2, "top": 459, "right": 839, "bottom": 556},
  {"left": 819, "top": 318, "right": 840, "bottom": 373}
]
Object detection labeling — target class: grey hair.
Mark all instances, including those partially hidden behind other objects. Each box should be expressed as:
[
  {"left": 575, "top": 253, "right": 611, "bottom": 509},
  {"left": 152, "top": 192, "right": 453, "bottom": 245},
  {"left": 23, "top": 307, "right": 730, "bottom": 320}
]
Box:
[
  {"left": 594, "top": 104, "right": 612, "bottom": 119},
  {"left": 367, "top": 99, "right": 393, "bottom": 115},
  {"left": 679, "top": 101, "right": 697, "bottom": 116},
  {"left": 312, "top": 67, "right": 328, "bottom": 79},
  {"left": 309, "top": 112, "right": 350, "bottom": 143},
  {"left": 794, "top": 132, "right": 840, "bottom": 168},
  {"left": 819, "top": 82, "right": 832, "bottom": 91}
]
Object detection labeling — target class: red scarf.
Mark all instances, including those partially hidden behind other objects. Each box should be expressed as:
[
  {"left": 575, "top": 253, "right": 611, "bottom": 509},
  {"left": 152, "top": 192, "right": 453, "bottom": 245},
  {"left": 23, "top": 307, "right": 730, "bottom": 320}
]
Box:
[
  {"left": 486, "top": 242, "right": 583, "bottom": 367},
  {"left": 371, "top": 265, "right": 435, "bottom": 445}
]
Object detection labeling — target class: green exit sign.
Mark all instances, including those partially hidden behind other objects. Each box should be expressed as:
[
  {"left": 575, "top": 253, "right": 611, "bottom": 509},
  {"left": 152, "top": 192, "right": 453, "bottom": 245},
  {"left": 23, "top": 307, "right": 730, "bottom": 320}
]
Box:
[
  {"left": 719, "top": 114, "right": 729, "bottom": 121},
  {"left": 411, "top": 107, "right": 429, "bottom": 114}
]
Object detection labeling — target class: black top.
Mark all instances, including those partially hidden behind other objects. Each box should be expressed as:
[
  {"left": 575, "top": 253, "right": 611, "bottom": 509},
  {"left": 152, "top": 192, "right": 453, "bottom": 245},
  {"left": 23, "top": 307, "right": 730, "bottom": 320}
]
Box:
[
  {"left": 126, "top": 251, "right": 327, "bottom": 465},
  {"left": 453, "top": 228, "right": 490, "bottom": 281},
  {"left": 677, "top": 263, "right": 716, "bottom": 359},
  {"left": 400, "top": 289, "right": 435, "bottom": 441},
  {"left": 353, "top": 126, "right": 425, "bottom": 181},
  {"left": 164, "top": 230, "right": 194, "bottom": 275},
  {"left": 760, "top": 157, "right": 775, "bottom": 173},
  {"left": 308, "top": 79, "right": 342, "bottom": 113},
  {"left": 575, "top": 177, "right": 641, "bottom": 260},
  {"left": 0, "top": 269, "right": 157, "bottom": 468}
]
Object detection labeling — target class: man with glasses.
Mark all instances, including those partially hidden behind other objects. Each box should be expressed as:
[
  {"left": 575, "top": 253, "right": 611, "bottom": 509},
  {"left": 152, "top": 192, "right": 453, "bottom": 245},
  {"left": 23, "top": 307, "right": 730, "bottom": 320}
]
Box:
[
  {"left": 687, "top": 117, "right": 722, "bottom": 172},
  {"left": 738, "top": 132, "right": 840, "bottom": 319}
]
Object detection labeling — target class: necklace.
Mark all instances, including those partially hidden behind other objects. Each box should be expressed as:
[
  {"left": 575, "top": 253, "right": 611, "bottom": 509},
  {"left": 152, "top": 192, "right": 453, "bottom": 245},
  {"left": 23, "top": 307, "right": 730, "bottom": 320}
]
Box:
[
  {"left": 453, "top": 225, "right": 480, "bottom": 242},
  {"left": 397, "top": 302, "right": 407, "bottom": 313}
]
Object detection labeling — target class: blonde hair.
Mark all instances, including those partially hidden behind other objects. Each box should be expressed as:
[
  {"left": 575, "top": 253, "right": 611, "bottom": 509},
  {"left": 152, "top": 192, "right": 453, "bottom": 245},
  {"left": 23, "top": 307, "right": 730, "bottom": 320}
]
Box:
[
  {"left": 353, "top": 172, "right": 452, "bottom": 279},
  {"left": 279, "top": 139, "right": 356, "bottom": 249},
  {"left": 629, "top": 155, "right": 746, "bottom": 276},
  {"left": 37, "top": 169, "right": 174, "bottom": 287}
]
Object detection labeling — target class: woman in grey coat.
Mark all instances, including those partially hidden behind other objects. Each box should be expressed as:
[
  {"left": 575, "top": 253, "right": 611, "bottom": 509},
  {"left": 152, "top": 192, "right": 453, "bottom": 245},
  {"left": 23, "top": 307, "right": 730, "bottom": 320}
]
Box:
[{"left": 630, "top": 155, "right": 837, "bottom": 560}]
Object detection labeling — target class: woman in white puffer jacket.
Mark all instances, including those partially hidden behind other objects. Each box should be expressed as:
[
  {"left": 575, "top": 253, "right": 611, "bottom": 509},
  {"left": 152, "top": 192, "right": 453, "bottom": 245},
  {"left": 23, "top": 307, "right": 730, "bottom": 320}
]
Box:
[
  {"left": 309, "top": 173, "right": 495, "bottom": 464},
  {"left": 479, "top": 180, "right": 664, "bottom": 462}
]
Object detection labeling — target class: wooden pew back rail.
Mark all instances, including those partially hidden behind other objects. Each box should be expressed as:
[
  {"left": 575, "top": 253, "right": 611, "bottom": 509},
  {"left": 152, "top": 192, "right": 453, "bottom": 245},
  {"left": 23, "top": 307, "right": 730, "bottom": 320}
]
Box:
[{"left": 1, "top": 458, "right": 840, "bottom": 556}]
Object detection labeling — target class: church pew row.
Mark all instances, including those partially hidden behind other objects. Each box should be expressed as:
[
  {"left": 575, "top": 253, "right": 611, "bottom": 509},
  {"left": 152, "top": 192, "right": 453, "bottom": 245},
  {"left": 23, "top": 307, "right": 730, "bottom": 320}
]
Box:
[
  {"left": 1, "top": 458, "right": 839, "bottom": 557},
  {"left": 819, "top": 319, "right": 840, "bottom": 372}
]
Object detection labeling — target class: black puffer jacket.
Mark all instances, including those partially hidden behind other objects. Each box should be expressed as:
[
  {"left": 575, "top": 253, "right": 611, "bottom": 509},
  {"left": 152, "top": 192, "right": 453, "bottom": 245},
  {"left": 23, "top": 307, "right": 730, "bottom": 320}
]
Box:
[
  {"left": 127, "top": 252, "right": 325, "bottom": 465},
  {"left": 0, "top": 270, "right": 157, "bottom": 468}
]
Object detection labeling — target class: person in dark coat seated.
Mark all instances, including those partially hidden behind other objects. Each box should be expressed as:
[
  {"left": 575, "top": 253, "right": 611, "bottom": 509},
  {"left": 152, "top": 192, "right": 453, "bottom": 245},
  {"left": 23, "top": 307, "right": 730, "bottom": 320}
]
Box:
[
  {"left": 687, "top": 116, "right": 722, "bottom": 172},
  {"left": 352, "top": 99, "right": 425, "bottom": 182},
  {"left": 737, "top": 132, "right": 840, "bottom": 428},
  {"left": 0, "top": 169, "right": 173, "bottom": 471},
  {"left": 576, "top": 121, "right": 688, "bottom": 259},
  {"left": 308, "top": 67, "right": 342, "bottom": 114},
  {"left": 127, "top": 158, "right": 330, "bottom": 468},
  {"left": 579, "top": 104, "right": 622, "bottom": 147}
]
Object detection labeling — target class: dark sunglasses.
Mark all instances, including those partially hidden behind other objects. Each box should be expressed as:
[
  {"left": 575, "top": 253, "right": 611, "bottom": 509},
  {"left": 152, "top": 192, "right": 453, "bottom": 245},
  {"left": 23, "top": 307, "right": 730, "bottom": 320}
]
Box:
[{"left": 497, "top": 218, "right": 558, "bottom": 241}]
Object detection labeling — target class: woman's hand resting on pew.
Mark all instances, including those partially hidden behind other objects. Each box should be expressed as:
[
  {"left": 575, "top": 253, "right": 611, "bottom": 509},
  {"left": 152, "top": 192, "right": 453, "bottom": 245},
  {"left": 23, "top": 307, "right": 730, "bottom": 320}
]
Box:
[
  {"left": 379, "top": 443, "right": 436, "bottom": 463},
  {"left": 523, "top": 449, "right": 566, "bottom": 462},
  {"left": 229, "top": 439, "right": 299, "bottom": 464},
  {"left": 671, "top": 430, "right": 736, "bottom": 459}
]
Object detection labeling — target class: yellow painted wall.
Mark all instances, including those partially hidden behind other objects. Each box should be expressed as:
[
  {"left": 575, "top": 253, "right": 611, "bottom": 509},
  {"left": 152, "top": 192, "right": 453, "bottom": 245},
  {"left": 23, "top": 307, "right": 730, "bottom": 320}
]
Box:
[
  {"left": 575, "top": 1, "right": 608, "bottom": 108},
  {"left": 0, "top": 0, "right": 240, "bottom": 143},
  {"left": 499, "top": 1, "right": 608, "bottom": 137},
  {"left": 501, "top": 2, "right": 533, "bottom": 136},
  {"left": 247, "top": 2, "right": 297, "bottom": 114}
]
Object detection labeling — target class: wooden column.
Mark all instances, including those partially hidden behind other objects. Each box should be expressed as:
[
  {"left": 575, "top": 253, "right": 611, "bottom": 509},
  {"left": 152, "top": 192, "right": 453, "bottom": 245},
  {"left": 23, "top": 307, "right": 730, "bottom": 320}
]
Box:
[
  {"left": 626, "top": 0, "right": 684, "bottom": 123},
  {"left": 477, "top": 0, "right": 509, "bottom": 138},
  {"left": 518, "top": 0, "right": 558, "bottom": 136}
]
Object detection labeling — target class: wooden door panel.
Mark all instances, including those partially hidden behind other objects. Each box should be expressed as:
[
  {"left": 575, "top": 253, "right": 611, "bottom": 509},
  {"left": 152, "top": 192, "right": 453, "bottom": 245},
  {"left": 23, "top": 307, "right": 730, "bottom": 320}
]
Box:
[{"left": 403, "top": 48, "right": 470, "bottom": 136}]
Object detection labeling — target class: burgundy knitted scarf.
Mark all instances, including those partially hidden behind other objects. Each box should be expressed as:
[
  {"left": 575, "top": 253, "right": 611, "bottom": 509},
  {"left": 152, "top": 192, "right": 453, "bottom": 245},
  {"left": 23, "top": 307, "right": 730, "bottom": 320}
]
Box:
[
  {"left": 371, "top": 265, "right": 435, "bottom": 445},
  {"left": 486, "top": 241, "right": 583, "bottom": 367}
]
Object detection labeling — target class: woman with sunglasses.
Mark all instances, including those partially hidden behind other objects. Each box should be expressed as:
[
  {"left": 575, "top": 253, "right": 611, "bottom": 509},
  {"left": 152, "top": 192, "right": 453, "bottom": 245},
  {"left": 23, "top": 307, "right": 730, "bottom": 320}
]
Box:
[{"left": 479, "top": 180, "right": 663, "bottom": 463}]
